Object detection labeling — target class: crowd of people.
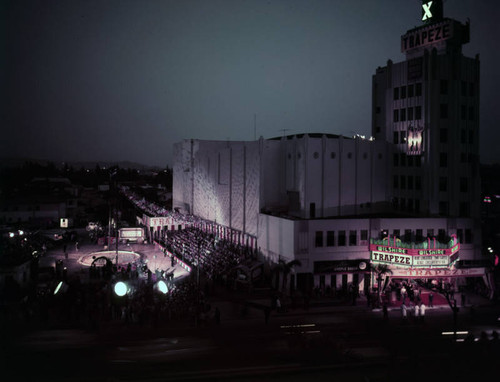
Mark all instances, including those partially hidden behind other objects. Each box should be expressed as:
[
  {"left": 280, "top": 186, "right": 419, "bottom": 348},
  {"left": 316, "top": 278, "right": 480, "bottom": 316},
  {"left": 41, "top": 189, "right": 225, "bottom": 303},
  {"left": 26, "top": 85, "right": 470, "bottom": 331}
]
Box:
[{"left": 160, "top": 226, "right": 254, "bottom": 282}]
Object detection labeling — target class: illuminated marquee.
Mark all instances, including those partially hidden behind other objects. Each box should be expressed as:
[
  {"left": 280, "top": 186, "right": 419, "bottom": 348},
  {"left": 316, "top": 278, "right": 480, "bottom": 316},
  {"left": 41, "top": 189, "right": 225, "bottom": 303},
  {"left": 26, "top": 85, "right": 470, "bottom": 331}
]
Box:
[{"left": 369, "top": 235, "right": 460, "bottom": 268}]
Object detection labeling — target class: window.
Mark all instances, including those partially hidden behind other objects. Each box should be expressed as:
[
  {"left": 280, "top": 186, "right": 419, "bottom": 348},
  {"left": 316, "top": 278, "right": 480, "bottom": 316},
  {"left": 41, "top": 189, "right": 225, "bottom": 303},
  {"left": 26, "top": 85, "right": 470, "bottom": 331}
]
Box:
[
  {"left": 440, "top": 128, "right": 448, "bottom": 143},
  {"left": 469, "top": 82, "right": 474, "bottom": 97},
  {"left": 415, "top": 106, "right": 422, "bottom": 119},
  {"left": 408, "top": 107, "right": 414, "bottom": 120},
  {"left": 347, "top": 152, "right": 352, "bottom": 159},
  {"left": 460, "top": 177, "right": 468, "bottom": 193},
  {"left": 415, "top": 156, "right": 421, "bottom": 167},
  {"left": 461, "top": 130, "right": 467, "bottom": 144},
  {"left": 440, "top": 103, "right": 448, "bottom": 118},
  {"left": 416, "top": 229, "right": 423, "bottom": 242},
  {"left": 408, "top": 199, "right": 414, "bottom": 211},
  {"left": 394, "top": 109, "right": 399, "bottom": 122},
  {"left": 338, "top": 231, "right": 346, "bottom": 246},
  {"left": 376, "top": 126, "right": 381, "bottom": 133},
  {"left": 327, "top": 231, "right": 335, "bottom": 247},
  {"left": 400, "top": 153, "right": 406, "bottom": 166},
  {"left": 407, "top": 156, "right": 413, "bottom": 167},
  {"left": 401, "top": 86, "right": 407, "bottom": 99},
  {"left": 393, "top": 197, "right": 399, "bottom": 209},
  {"left": 439, "top": 177, "right": 447, "bottom": 192},
  {"left": 468, "top": 106, "right": 474, "bottom": 121},
  {"left": 408, "top": 176, "right": 413, "bottom": 190},
  {"left": 408, "top": 84, "right": 414, "bottom": 97},
  {"left": 349, "top": 230, "right": 357, "bottom": 246},
  {"left": 393, "top": 175, "right": 399, "bottom": 188},
  {"left": 393, "top": 229, "right": 400, "bottom": 238},
  {"left": 400, "top": 108, "right": 406, "bottom": 121},
  {"left": 438, "top": 229, "right": 446, "bottom": 241},
  {"left": 404, "top": 229, "right": 412, "bottom": 242},
  {"left": 376, "top": 106, "right": 381, "bottom": 114},
  {"left": 461, "top": 81, "right": 467, "bottom": 97},
  {"left": 315, "top": 231, "right": 323, "bottom": 247},
  {"left": 427, "top": 229, "right": 434, "bottom": 238},
  {"left": 465, "top": 229, "right": 472, "bottom": 244},
  {"left": 416, "top": 83, "right": 422, "bottom": 96},
  {"left": 394, "top": 87, "right": 399, "bottom": 100},
  {"left": 440, "top": 152, "right": 448, "bottom": 167},
  {"left": 440, "top": 79, "right": 448, "bottom": 95},
  {"left": 461, "top": 105, "right": 467, "bottom": 120},
  {"left": 415, "top": 176, "right": 421, "bottom": 190},
  {"left": 331, "top": 152, "right": 336, "bottom": 159},
  {"left": 393, "top": 153, "right": 399, "bottom": 167},
  {"left": 393, "top": 131, "right": 399, "bottom": 144},
  {"left": 457, "top": 229, "right": 464, "bottom": 244},
  {"left": 461, "top": 153, "right": 467, "bottom": 163},
  {"left": 400, "top": 131, "right": 406, "bottom": 144},
  {"left": 360, "top": 230, "right": 368, "bottom": 241},
  {"left": 400, "top": 175, "right": 406, "bottom": 189},
  {"left": 439, "top": 201, "right": 449, "bottom": 215},
  {"left": 400, "top": 198, "right": 406, "bottom": 210},
  {"left": 469, "top": 130, "right": 474, "bottom": 144},
  {"left": 460, "top": 202, "right": 470, "bottom": 217}
]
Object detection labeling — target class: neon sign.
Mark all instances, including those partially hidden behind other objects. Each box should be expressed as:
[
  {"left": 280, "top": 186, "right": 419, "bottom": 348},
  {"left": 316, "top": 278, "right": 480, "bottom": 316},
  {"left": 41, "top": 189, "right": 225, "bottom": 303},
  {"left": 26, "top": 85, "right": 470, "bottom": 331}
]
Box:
[
  {"left": 369, "top": 235, "right": 460, "bottom": 268},
  {"left": 422, "top": 1, "right": 433, "bottom": 21},
  {"left": 407, "top": 125, "right": 424, "bottom": 156}
]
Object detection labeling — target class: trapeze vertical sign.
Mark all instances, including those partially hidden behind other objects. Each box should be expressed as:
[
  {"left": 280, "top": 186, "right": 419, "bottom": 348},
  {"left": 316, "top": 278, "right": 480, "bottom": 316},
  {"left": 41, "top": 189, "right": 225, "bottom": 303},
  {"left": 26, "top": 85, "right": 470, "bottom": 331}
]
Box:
[{"left": 407, "top": 125, "right": 424, "bottom": 156}]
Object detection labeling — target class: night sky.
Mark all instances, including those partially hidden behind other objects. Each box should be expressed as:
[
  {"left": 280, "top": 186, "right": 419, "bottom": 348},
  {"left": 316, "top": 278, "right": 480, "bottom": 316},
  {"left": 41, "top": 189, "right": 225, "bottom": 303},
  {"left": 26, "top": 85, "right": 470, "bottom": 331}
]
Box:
[{"left": 2, "top": 0, "right": 499, "bottom": 167}]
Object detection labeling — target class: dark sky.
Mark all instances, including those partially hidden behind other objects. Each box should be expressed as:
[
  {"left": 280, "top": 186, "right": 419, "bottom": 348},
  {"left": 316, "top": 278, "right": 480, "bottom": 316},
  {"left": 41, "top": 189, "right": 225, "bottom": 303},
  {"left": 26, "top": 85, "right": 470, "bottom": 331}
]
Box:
[{"left": 2, "top": 0, "right": 499, "bottom": 167}]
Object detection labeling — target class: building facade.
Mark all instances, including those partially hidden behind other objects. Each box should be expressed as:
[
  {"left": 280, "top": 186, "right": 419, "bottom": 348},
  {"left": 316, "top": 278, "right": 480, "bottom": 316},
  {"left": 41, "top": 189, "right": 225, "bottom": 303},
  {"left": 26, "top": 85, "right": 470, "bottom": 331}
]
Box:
[{"left": 173, "top": 1, "right": 490, "bottom": 295}]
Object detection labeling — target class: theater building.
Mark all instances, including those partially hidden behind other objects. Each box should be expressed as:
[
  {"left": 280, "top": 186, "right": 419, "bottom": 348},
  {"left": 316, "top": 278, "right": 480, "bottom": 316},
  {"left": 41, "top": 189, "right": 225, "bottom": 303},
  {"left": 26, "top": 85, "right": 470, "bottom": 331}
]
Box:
[{"left": 173, "top": 1, "right": 492, "bottom": 296}]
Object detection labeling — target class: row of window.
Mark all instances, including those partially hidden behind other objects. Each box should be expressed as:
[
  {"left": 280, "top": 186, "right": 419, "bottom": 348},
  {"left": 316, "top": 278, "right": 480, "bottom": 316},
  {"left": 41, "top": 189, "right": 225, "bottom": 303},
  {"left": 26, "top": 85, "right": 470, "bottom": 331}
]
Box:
[
  {"left": 393, "top": 153, "right": 422, "bottom": 167},
  {"left": 393, "top": 106, "right": 422, "bottom": 122},
  {"left": 392, "top": 198, "right": 420, "bottom": 213},
  {"left": 437, "top": 201, "right": 471, "bottom": 217},
  {"left": 315, "top": 229, "right": 368, "bottom": 247},
  {"left": 441, "top": 80, "right": 475, "bottom": 98},
  {"left": 393, "top": 175, "right": 422, "bottom": 190},
  {"left": 288, "top": 152, "right": 384, "bottom": 160},
  {"left": 393, "top": 83, "right": 422, "bottom": 100},
  {"left": 315, "top": 227, "right": 474, "bottom": 248},
  {"left": 438, "top": 177, "right": 469, "bottom": 193}
]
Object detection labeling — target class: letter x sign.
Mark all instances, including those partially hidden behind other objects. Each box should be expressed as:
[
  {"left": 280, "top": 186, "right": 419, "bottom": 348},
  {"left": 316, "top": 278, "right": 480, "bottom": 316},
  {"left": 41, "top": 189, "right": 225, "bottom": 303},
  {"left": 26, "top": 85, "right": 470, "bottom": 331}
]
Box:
[{"left": 422, "top": 1, "right": 433, "bottom": 21}]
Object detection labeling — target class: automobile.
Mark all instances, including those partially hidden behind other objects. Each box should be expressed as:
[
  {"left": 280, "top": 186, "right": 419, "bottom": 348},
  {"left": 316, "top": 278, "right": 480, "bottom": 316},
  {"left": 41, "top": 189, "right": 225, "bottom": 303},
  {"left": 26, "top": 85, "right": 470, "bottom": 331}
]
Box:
[{"left": 86, "top": 222, "right": 99, "bottom": 231}]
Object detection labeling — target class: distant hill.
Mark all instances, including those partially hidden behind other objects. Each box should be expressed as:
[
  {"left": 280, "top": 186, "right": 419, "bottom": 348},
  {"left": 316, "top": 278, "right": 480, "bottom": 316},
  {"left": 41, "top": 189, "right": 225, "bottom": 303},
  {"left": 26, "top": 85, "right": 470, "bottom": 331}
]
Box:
[{"left": 0, "top": 157, "right": 163, "bottom": 171}]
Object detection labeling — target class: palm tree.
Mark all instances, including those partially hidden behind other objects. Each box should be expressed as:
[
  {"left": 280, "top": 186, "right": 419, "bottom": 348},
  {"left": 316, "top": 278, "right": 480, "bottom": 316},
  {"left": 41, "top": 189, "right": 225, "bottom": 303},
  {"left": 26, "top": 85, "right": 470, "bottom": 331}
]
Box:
[
  {"left": 279, "top": 259, "right": 302, "bottom": 294},
  {"left": 372, "top": 264, "right": 393, "bottom": 306}
]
